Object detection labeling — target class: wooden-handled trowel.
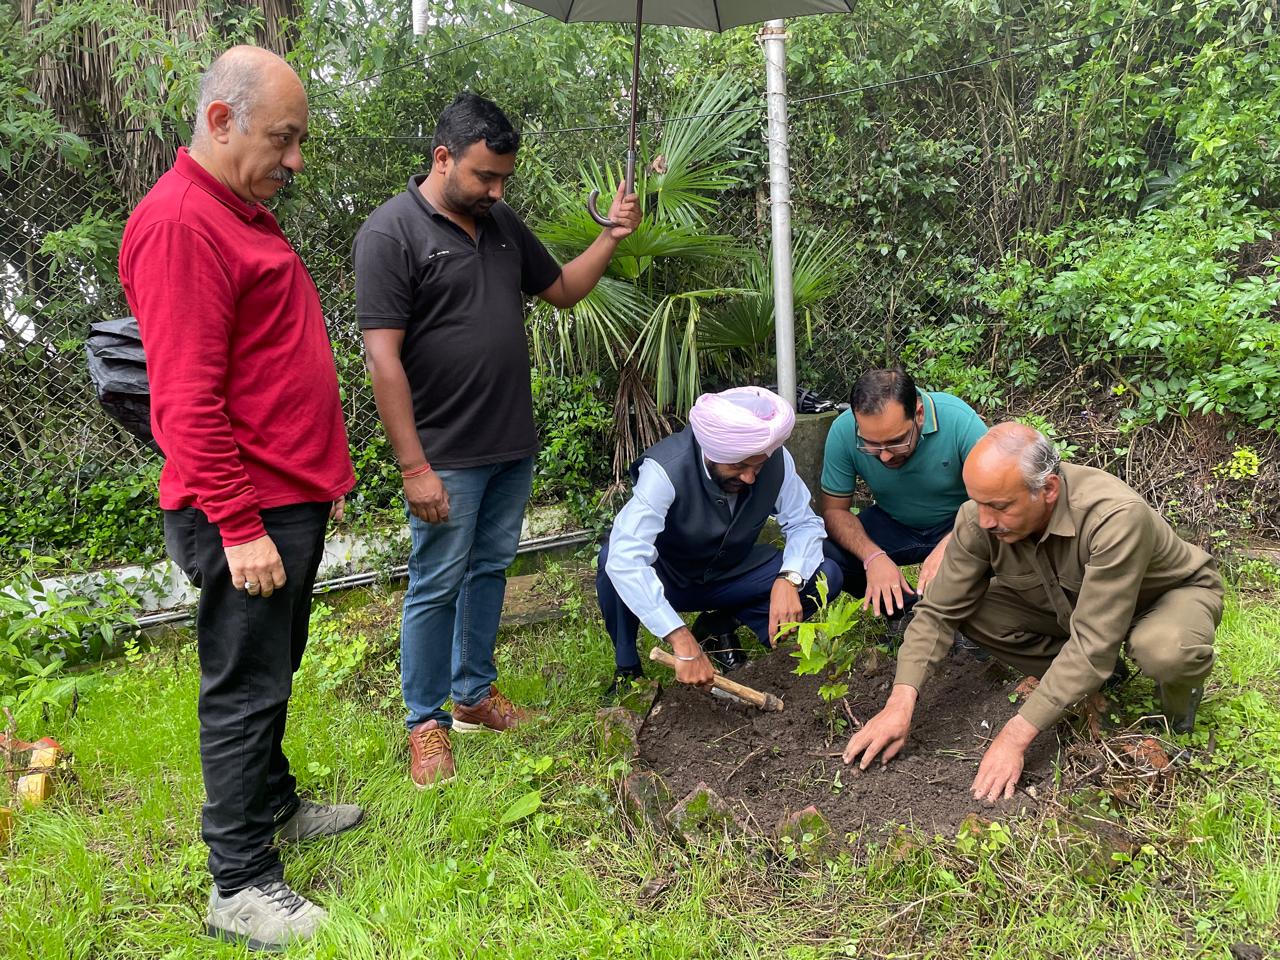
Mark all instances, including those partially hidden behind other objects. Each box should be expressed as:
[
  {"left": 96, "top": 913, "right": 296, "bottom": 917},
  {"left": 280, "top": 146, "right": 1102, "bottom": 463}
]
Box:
[{"left": 648, "top": 647, "right": 784, "bottom": 712}]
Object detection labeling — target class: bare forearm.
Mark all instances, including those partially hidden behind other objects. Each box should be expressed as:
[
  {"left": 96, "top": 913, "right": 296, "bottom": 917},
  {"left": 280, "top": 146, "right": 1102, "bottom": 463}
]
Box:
[
  {"left": 550, "top": 232, "right": 619, "bottom": 307},
  {"left": 998, "top": 713, "right": 1041, "bottom": 747},
  {"left": 368, "top": 360, "right": 427, "bottom": 469},
  {"left": 822, "top": 508, "right": 881, "bottom": 561},
  {"left": 664, "top": 625, "right": 701, "bottom": 658}
]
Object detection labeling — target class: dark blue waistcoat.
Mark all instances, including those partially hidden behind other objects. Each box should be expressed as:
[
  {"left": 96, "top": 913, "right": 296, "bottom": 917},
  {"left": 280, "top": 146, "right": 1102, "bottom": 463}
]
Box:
[{"left": 629, "top": 427, "right": 784, "bottom": 589}]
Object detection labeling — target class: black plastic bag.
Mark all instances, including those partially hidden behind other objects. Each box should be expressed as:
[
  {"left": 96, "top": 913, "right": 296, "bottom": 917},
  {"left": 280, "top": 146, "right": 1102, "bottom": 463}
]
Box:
[
  {"left": 765, "top": 383, "right": 837, "bottom": 415},
  {"left": 85, "top": 316, "right": 161, "bottom": 454}
]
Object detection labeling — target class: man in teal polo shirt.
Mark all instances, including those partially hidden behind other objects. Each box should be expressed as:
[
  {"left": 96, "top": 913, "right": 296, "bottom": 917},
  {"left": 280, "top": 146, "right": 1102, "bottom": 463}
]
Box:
[{"left": 820, "top": 368, "right": 987, "bottom": 618}]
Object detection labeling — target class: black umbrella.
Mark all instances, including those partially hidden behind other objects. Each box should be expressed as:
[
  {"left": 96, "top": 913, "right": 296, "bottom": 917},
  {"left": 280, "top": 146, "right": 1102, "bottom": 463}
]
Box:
[{"left": 511, "top": 0, "right": 854, "bottom": 225}]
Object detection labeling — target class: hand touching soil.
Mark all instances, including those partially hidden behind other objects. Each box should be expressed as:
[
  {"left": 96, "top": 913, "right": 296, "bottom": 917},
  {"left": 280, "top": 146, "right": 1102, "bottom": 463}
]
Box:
[
  {"left": 639, "top": 645, "right": 1057, "bottom": 839},
  {"left": 843, "top": 684, "right": 918, "bottom": 767}
]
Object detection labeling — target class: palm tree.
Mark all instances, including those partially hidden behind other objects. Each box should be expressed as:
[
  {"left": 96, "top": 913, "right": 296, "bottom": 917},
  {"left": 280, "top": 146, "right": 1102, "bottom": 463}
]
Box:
[
  {"left": 529, "top": 74, "right": 856, "bottom": 478},
  {"left": 16, "top": 0, "right": 299, "bottom": 201}
]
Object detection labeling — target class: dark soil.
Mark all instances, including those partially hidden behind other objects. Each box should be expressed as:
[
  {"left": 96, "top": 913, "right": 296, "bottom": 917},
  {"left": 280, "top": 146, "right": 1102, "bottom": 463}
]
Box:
[{"left": 637, "top": 644, "right": 1062, "bottom": 840}]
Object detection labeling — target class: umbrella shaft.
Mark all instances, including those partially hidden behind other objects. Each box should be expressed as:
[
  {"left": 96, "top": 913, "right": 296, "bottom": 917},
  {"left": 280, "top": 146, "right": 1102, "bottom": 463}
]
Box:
[{"left": 628, "top": 0, "right": 643, "bottom": 154}]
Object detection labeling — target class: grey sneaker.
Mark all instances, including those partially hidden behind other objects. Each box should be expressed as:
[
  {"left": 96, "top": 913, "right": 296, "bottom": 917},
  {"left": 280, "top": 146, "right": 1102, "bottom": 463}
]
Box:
[
  {"left": 204, "top": 879, "right": 326, "bottom": 951},
  {"left": 275, "top": 800, "right": 365, "bottom": 844}
]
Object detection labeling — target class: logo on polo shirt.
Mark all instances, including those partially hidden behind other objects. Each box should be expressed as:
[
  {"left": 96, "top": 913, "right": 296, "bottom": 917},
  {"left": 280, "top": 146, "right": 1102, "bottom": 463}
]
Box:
[{"left": 426, "top": 250, "right": 453, "bottom": 260}]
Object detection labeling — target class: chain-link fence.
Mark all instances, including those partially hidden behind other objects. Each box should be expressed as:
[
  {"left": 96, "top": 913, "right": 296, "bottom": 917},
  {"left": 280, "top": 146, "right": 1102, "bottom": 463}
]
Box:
[{"left": 2, "top": 7, "right": 1272, "bottom": 569}]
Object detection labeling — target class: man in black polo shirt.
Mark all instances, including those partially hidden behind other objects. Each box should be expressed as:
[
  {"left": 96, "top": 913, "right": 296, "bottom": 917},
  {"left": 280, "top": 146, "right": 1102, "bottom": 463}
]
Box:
[{"left": 354, "top": 92, "right": 640, "bottom": 789}]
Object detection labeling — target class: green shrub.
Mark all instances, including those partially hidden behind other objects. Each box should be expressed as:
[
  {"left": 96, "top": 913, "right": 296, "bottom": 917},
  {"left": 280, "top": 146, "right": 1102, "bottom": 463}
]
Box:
[
  {"left": 531, "top": 372, "right": 613, "bottom": 523},
  {"left": 0, "top": 460, "right": 165, "bottom": 575},
  {"left": 0, "top": 569, "right": 137, "bottom": 721}
]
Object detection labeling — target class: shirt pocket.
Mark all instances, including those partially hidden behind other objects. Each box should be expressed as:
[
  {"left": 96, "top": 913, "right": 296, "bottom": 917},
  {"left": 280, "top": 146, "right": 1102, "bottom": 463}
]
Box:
[
  {"left": 993, "top": 571, "right": 1044, "bottom": 597},
  {"left": 415, "top": 245, "right": 469, "bottom": 280},
  {"left": 484, "top": 245, "right": 525, "bottom": 300}
]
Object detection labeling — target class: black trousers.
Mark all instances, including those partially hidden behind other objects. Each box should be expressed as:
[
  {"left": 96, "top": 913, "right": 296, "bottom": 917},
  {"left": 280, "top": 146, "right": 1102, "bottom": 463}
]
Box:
[{"left": 164, "top": 502, "right": 330, "bottom": 893}]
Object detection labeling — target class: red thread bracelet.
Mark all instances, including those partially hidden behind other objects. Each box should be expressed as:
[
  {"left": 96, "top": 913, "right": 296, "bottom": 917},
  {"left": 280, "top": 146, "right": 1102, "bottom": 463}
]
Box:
[{"left": 401, "top": 463, "right": 432, "bottom": 479}]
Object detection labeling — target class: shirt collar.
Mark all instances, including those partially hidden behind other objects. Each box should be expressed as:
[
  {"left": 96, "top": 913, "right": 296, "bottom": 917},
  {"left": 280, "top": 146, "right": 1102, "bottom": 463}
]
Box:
[
  {"left": 919, "top": 389, "right": 939, "bottom": 435},
  {"left": 407, "top": 174, "right": 504, "bottom": 234},
  {"left": 174, "top": 147, "right": 266, "bottom": 223},
  {"left": 1039, "top": 469, "right": 1077, "bottom": 541},
  {"left": 408, "top": 174, "right": 449, "bottom": 221}
]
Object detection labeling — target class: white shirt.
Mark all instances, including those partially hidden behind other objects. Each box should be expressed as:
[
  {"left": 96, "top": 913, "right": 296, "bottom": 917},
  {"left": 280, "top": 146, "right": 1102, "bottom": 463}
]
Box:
[{"left": 604, "top": 447, "right": 827, "bottom": 640}]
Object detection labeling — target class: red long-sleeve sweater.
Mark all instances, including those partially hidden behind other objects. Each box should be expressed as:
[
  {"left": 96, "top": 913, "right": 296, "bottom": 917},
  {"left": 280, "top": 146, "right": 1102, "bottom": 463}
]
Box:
[{"left": 119, "top": 148, "right": 354, "bottom": 546}]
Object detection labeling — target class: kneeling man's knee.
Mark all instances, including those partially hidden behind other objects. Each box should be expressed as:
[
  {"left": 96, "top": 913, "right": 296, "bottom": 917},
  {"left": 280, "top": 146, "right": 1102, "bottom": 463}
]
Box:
[{"left": 1128, "top": 627, "right": 1215, "bottom": 684}]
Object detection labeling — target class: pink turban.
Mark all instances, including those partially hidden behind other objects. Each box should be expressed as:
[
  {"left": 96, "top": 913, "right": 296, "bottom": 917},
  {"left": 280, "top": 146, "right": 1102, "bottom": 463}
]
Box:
[{"left": 687, "top": 386, "right": 795, "bottom": 463}]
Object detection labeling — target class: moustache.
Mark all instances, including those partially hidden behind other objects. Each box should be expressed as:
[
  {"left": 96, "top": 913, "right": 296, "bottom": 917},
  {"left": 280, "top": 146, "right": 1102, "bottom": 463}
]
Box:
[{"left": 268, "top": 167, "right": 295, "bottom": 186}]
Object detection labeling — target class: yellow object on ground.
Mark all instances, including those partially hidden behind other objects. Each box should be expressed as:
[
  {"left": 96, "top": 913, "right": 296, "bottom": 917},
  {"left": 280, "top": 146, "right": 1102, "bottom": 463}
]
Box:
[
  {"left": 29, "top": 744, "right": 61, "bottom": 769},
  {"left": 16, "top": 773, "right": 52, "bottom": 807}
]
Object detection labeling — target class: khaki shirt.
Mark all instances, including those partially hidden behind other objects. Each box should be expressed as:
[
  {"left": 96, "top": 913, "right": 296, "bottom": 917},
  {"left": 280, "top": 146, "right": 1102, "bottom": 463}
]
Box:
[{"left": 896, "top": 463, "right": 1221, "bottom": 729}]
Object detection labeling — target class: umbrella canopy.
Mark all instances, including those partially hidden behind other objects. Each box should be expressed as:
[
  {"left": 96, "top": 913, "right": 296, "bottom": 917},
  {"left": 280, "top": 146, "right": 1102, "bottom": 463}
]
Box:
[
  {"left": 516, "top": 1, "right": 853, "bottom": 31},
  {"left": 509, "top": 0, "right": 853, "bottom": 224}
]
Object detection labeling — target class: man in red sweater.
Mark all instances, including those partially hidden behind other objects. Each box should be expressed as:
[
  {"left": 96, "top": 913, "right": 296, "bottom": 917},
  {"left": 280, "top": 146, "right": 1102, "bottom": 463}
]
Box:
[{"left": 119, "top": 45, "right": 360, "bottom": 951}]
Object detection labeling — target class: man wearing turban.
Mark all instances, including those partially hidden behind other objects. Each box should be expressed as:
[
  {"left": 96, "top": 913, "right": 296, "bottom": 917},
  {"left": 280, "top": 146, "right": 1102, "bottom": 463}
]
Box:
[{"left": 596, "top": 387, "right": 844, "bottom": 691}]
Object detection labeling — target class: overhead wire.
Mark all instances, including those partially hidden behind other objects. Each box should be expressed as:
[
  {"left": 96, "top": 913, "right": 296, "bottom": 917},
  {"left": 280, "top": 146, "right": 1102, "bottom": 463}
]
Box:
[
  {"left": 310, "top": 13, "right": 550, "bottom": 100},
  {"left": 69, "top": 0, "right": 1257, "bottom": 141}
]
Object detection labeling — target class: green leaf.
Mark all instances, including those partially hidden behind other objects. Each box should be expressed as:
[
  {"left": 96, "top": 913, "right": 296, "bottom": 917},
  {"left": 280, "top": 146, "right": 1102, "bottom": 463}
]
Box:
[{"left": 500, "top": 790, "right": 543, "bottom": 825}]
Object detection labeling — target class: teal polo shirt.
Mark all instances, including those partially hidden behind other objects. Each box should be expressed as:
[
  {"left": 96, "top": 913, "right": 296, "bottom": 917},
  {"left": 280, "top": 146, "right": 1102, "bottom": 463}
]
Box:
[{"left": 820, "top": 390, "right": 988, "bottom": 530}]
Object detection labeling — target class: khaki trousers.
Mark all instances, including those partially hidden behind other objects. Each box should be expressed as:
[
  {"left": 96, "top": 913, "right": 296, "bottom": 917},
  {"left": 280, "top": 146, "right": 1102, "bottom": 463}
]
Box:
[{"left": 960, "top": 581, "right": 1220, "bottom": 704}]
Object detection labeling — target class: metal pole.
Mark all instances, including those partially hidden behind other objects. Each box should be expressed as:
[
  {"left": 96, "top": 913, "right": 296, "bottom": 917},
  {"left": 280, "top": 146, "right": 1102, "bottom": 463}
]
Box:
[{"left": 761, "top": 20, "right": 796, "bottom": 410}]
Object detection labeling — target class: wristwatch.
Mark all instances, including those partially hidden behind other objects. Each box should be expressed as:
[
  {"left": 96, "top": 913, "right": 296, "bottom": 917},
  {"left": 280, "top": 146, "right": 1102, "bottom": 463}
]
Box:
[{"left": 777, "top": 570, "right": 803, "bottom": 587}]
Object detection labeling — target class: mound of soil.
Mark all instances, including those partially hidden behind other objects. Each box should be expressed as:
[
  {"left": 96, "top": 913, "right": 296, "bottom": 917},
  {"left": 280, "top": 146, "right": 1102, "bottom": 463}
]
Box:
[{"left": 637, "top": 644, "right": 1061, "bottom": 840}]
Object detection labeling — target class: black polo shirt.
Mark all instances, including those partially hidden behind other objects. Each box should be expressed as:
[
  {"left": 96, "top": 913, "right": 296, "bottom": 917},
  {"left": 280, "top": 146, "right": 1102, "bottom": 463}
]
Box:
[{"left": 354, "top": 175, "right": 562, "bottom": 469}]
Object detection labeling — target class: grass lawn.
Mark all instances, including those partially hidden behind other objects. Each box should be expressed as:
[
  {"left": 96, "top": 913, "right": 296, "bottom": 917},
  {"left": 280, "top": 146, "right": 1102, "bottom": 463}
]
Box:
[{"left": 2, "top": 570, "right": 1279, "bottom": 959}]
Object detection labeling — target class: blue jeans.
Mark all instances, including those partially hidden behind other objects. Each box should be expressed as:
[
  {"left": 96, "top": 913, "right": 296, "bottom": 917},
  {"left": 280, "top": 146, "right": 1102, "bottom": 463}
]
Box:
[
  {"left": 822, "top": 504, "right": 957, "bottom": 613},
  {"left": 596, "top": 541, "right": 844, "bottom": 670},
  {"left": 401, "top": 456, "right": 533, "bottom": 729}
]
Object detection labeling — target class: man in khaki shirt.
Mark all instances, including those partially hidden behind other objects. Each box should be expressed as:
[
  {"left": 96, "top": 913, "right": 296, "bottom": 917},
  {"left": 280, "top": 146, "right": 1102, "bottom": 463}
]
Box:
[{"left": 843, "top": 422, "right": 1222, "bottom": 802}]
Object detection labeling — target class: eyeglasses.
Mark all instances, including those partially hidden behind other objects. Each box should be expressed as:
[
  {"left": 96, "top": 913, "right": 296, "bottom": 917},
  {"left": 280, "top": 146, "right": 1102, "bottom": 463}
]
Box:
[{"left": 856, "top": 422, "right": 917, "bottom": 457}]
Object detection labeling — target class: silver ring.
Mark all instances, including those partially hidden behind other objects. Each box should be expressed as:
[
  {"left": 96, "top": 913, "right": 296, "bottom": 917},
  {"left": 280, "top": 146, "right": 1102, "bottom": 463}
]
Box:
[{"left": 244, "top": 581, "right": 259, "bottom": 590}]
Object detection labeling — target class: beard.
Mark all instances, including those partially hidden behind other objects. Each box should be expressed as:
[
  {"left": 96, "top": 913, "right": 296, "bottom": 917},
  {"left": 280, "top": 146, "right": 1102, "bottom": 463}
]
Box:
[{"left": 442, "top": 178, "right": 493, "bottom": 218}]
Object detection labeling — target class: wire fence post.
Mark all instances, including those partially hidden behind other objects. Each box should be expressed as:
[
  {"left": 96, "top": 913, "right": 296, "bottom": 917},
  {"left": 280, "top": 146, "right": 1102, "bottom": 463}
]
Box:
[{"left": 761, "top": 19, "right": 796, "bottom": 410}]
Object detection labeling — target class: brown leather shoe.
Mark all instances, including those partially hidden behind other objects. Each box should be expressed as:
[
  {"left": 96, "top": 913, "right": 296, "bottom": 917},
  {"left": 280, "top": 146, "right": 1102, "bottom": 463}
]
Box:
[
  {"left": 452, "top": 685, "right": 532, "bottom": 733},
  {"left": 408, "top": 720, "right": 455, "bottom": 789}
]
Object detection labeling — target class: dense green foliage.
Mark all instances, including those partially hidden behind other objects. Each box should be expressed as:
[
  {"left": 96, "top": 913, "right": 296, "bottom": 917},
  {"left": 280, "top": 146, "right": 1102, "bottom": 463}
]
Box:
[
  {"left": 0, "top": 462, "right": 165, "bottom": 572},
  {"left": 1, "top": 0, "right": 1277, "bottom": 573},
  {"left": 529, "top": 373, "right": 614, "bottom": 522}
]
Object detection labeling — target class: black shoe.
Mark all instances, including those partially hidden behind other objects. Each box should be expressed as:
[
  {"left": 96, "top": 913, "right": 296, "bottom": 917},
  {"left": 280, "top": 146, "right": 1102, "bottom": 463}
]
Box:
[
  {"left": 882, "top": 608, "right": 916, "bottom": 649},
  {"left": 604, "top": 664, "right": 645, "bottom": 701},
  {"left": 691, "top": 611, "right": 748, "bottom": 673},
  {"left": 1156, "top": 682, "right": 1204, "bottom": 735},
  {"left": 700, "top": 631, "right": 749, "bottom": 673},
  {"left": 690, "top": 610, "right": 736, "bottom": 642},
  {"left": 1103, "top": 658, "right": 1131, "bottom": 691},
  {"left": 950, "top": 631, "right": 990, "bottom": 661}
]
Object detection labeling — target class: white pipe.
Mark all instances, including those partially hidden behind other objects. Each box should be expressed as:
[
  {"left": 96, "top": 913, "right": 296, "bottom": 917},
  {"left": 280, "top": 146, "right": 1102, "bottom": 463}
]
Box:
[
  {"left": 761, "top": 19, "right": 796, "bottom": 410},
  {"left": 411, "top": 0, "right": 430, "bottom": 35},
  {"left": 132, "top": 529, "right": 594, "bottom": 631}
]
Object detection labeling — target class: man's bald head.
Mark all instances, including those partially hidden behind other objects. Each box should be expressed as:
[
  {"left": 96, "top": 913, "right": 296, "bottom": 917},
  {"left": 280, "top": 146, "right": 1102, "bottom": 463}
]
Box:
[
  {"left": 192, "top": 46, "right": 302, "bottom": 147},
  {"left": 188, "top": 46, "right": 309, "bottom": 204},
  {"left": 963, "top": 422, "right": 1063, "bottom": 543},
  {"left": 969, "top": 422, "right": 1062, "bottom": 493}
]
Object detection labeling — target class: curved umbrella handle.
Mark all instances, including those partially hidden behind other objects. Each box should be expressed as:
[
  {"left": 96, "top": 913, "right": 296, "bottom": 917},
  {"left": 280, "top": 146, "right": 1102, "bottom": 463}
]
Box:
[
  {"left": 587, "top": 189, "right": 614, "bottom": 228},
  {"left": 585, "top": 149, "right": 637, "bottom": 229}
]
